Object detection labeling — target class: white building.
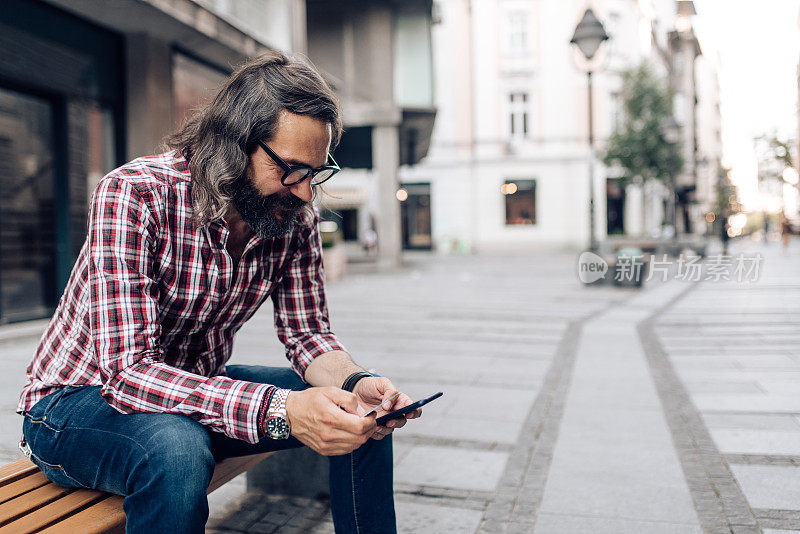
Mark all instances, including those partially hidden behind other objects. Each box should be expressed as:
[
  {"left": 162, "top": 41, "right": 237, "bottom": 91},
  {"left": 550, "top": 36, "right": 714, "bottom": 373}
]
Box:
[{"left": 397, "top": 0, "right": 721, "bottom": 253}]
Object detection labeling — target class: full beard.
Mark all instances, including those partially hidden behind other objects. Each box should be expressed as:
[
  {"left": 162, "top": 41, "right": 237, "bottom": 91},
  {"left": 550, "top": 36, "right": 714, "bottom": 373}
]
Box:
[{"left": 227, "top": 172, "right": 308, "bottom": 239}]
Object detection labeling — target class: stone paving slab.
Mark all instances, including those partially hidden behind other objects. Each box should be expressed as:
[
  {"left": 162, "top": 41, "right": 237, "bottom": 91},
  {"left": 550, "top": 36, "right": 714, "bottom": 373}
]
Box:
[
  {"left": 729, "top": 465, "right": 800, "bottom": 510},
  {"left": 394, "top": 446, "right": 509, "bottom": 492},
  {"left": 703, "top": 413, "right": 800, "bottom": 431},
  {"left": 534, "top": 512, "right": 704, "bottom": 534},
  {"left": 710, "top": 429, "right": 800, "bottom": 455}
]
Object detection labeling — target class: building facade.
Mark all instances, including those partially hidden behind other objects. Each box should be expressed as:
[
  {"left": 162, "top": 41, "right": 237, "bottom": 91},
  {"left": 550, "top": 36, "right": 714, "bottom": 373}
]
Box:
[
  {"left": 402, "top": 0, "right": 722, "bottom": 253},
  {"left": 0, "top": 0, "right": 435, "bottom": 323}
]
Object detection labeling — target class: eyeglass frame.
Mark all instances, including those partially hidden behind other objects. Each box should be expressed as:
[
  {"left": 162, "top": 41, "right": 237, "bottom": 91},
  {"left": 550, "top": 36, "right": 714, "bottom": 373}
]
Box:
[{"left": 257, "top": 140, "right": 340, "bottom": 186}]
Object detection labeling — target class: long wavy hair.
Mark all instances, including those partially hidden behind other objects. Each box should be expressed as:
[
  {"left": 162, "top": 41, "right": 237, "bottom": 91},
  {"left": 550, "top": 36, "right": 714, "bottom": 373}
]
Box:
[{"left": 165, "top": 51, "right": 342, "bottom": 226}]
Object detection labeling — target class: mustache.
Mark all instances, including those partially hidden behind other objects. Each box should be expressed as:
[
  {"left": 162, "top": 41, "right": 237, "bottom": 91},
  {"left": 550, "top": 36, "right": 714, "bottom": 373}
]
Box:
[{"left": 270, "top": 191, "right": 307, "bottom": 211}]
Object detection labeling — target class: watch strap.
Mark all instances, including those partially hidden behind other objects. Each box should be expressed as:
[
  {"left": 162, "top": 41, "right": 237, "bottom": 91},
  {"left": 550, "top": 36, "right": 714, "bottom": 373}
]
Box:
[
  {"left": 341, "top": 371, "right": 376, "bottom": 392},
  {"left": 268, "top": 388, "right": 290, "bottom": 415}
]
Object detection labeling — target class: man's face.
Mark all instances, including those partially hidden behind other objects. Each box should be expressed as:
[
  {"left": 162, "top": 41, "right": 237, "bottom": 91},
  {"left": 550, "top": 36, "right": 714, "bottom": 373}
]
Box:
[{"left": 229, "top": 110, "right": 332, "bottom": 239}]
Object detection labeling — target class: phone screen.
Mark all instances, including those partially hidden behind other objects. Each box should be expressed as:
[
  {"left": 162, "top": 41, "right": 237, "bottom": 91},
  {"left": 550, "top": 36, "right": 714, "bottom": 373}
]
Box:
[{"left": 376, "top": 392, "right": 443, "bottom": 425}]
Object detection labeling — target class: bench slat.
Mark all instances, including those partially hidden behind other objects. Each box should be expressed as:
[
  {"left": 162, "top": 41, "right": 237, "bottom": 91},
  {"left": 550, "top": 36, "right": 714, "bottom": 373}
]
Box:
[
  {"left": 208, "top": 452, "right": 272, "bottom": 493},
  {"left": 38, "top": 495, "right": 124, "bottom": 534},
  {"left": 0, "top": 471, "right": 50, "bottom": 505},
  {"left": 0, "top": 488, "right": 106, "bottom": 533},
  {"left": 0, "top": 483, "right": 74, "bottom": 529},
  {"left": 0, "top": 459, "right": 37, "bottom": 487},
  {"left": 0, "top": 452, "right": 274, "bottom": 532}
]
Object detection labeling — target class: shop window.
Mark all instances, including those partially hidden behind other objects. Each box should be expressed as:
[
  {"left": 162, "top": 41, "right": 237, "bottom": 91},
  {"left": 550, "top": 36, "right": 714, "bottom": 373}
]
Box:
[{"left": 503, "top": 179, "right": 536, "bottom": 225}]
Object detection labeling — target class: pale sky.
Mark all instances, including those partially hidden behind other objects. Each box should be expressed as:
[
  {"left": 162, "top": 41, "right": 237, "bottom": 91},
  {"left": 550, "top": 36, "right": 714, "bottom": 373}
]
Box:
[{"left": 692, "top": 0, "right": 800, "bottom": 210}]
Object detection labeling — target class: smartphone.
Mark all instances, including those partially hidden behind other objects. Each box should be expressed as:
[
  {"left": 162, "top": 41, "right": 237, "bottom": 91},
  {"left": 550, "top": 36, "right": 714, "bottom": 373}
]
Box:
[{"left": 376, "top": 392, "right": 443, "bottom": 425}]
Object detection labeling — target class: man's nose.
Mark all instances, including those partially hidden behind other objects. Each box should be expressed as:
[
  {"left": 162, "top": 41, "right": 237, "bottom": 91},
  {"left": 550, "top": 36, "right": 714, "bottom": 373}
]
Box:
[{"left": 288, "top": 178, "right": 313, "bottom": 203}]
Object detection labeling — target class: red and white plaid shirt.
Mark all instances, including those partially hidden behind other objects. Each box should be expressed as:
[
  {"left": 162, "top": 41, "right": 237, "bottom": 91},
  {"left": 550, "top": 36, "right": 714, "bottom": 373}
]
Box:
[{"left": 18, "top": 150, "right": 346, "bottom": 444}]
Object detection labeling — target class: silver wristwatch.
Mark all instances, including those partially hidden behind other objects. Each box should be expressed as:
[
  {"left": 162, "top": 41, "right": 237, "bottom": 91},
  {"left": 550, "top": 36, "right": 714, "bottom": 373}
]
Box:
[{"left": 265, "top": 388, "right": 291, "bottom": 440}]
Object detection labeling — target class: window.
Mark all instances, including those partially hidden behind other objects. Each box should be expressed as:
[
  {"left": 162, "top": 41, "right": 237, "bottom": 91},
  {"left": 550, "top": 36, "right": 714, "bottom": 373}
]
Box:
[
  {"left": 503, "top": 180, "right": 536, "bottom": 225},
  {"left": 610, "top": 91, "right": 621, "bottom": 129},
  {"left": 506, "top": 11, "right": 528, "bottom": 55},
  {"left": 508, "top": 92, "right": 529, "bottom": 138}
]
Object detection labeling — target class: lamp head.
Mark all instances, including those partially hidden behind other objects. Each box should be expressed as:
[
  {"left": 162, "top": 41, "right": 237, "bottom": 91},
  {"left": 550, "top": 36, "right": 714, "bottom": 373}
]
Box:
[{"left": 570, "top": 9, "right": 610, "bottom": 60}]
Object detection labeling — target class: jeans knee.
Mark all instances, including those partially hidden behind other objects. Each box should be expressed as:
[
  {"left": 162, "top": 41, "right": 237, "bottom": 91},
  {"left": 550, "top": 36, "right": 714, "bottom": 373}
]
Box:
[{"left": 135, "top": 418, "right": 214, "bottom": 493}]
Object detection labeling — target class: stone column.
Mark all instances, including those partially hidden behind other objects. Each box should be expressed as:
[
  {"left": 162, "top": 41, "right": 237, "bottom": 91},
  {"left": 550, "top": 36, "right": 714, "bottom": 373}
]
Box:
[
  {"left": 373, "top": 124, "right": 402, "bottom": 268},
  {"left": 125, "top": 34, "right": 174, "bottom": 159}
]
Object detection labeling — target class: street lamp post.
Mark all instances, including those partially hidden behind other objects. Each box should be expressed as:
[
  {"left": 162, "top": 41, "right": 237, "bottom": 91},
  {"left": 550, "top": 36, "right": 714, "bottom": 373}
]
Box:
[
  {"left": 570, "top": 9, "right": 609, "bottom": 252},
  {"left": 661, "top": 116, "right": 681, "bottom": 238}
]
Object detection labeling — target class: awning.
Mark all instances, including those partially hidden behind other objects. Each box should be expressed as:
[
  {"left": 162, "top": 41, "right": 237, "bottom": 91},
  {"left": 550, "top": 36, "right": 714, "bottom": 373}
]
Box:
[{"left": 318, "top": 188, "right": 369, "bottom": 210}]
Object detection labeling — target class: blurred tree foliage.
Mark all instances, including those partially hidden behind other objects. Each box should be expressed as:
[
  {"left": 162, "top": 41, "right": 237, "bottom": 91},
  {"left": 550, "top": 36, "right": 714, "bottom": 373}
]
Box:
[
  {"left": 714, "top": 166, "right": 739, "bottom": 214},
  {"left": 602, "top": 63, "right": 683, "bottom": 187},
  {"left": 756, "top": 134, "right": 794, "bottom": 169},
  {"left": 755, "top": 133, "right": 797, "bottom": 190}
]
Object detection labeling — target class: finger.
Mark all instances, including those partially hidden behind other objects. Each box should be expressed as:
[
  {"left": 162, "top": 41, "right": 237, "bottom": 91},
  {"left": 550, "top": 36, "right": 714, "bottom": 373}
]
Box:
[
  {"left": 387, "top": 417, "right": 407, "bottom": 429},
  {"left": 370, "top": 427, "right": 390, "bottom": 440},
  {"left": 389, "top": 393, "right": 414, "bottom": 411},
  {"left": 369, "top": 433, "right": 383, "bottom": 441},
  {"left": 360, "top": 378, "right": 396, "bottom": 406},
  {"left": 328, "top": 406, "right": 377, "bottom": 436},
  {"left": 406, "top": 408, "right": 422, "bottom": 419},
  {"left": 326, "top": 387, "right": 360, "bottom": 414}
]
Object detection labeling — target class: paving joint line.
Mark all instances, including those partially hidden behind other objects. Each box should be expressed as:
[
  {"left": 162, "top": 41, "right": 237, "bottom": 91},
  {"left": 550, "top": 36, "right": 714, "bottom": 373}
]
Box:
[
  {"left": 724, "top": 454, "right": 800, "bottom": 466},
  {"left": 393, "top": 435, "right": 515, "bottom": 453},
  {"left": 475, "top": 293, "right": 630, "bottom": 533},
  {"left": 638, "top": 280, "right": 762, "bottom": 534}
]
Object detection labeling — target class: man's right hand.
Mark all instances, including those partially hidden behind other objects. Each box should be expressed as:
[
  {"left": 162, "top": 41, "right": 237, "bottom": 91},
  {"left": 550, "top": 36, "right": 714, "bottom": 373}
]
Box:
[{"left": 285, "top": 387, "right": 377, "bottom": 456}]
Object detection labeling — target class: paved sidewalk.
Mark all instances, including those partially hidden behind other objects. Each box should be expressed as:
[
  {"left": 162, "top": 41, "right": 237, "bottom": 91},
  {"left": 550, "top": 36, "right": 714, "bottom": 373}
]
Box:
[
  {"left": 535, "top": 281, "right": 701, "bottom": 533},
  {"left": 2, "top": 239, "right": 798, "bottom": 533},
  {"left": 209, "top": 238, "right": 800, "bottom": 533},
  {"left": 207, "top": 251, "right": 628, "bottom": 532},
  {"left": 650, "top": 240, "right": 800, "bottom": 534}
]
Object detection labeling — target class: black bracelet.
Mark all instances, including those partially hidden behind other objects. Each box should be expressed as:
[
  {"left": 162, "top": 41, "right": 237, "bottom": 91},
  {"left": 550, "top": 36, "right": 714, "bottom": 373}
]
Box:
[{"left": 342, "top": 371, "right": 375, "bottom": 392}]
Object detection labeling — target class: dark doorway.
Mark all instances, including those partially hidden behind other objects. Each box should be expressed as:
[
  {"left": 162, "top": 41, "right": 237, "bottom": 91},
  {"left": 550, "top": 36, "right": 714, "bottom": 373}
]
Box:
[
  {"left": 339, "top": 209, "right": 359, "bottom": 242},
  {"left": 606, "top": 179, "right": 625, "bottom": 235},
  {"left": 0, "top": 87, "right": 57, "bottom": 322},
  {"left": 400, "top": 183, "right": 432, "bottom": 250}
]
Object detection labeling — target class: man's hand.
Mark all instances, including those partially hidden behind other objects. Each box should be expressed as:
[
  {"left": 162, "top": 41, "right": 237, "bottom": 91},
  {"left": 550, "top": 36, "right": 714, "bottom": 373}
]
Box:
[
  {"left": 353, "top": 377, "right": 422, "bottom": 440},
  {"left": 285, "top": 387, "right": 376, "bottom": 456}
]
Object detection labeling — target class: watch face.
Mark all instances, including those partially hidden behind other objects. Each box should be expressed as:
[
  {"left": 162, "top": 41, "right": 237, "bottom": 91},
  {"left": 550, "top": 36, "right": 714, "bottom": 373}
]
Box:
[{"left": 266, "top": 416, "right": 291, "bottom": 439}]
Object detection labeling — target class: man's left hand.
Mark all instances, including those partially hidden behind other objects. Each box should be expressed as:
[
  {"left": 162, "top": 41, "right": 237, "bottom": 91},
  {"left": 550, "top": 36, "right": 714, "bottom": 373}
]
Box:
[{"left": 353, "top": 377, "right": 421, "bottom": 440}]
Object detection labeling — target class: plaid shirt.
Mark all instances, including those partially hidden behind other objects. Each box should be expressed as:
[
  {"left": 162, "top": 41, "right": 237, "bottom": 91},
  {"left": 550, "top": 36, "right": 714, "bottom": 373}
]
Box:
[{"left": 18, "top": 150, "right": 346, "bottom": 443}]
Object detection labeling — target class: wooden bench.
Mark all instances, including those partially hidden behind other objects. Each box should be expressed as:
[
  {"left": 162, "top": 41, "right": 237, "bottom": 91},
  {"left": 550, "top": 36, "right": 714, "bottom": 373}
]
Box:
[{"left": 0, "top": 452, "right": 273, "bottom": 533}]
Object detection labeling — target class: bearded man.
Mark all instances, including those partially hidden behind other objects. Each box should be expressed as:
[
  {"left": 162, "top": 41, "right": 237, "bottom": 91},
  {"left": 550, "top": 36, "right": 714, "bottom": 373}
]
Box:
[{"left": 17, "top": 51, "right": 419, "bottom": 534}]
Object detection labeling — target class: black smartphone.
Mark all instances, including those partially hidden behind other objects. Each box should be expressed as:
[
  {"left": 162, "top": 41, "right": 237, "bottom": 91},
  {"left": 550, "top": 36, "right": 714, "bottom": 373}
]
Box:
[{"left": 376, "top": 392, "right": 443, "bottom": 425}]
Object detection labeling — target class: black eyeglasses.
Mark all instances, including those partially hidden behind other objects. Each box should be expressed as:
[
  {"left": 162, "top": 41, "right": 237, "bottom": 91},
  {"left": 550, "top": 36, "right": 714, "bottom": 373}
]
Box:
[{"left": 258, "top": 141, "right": 340, "bottom": 186}]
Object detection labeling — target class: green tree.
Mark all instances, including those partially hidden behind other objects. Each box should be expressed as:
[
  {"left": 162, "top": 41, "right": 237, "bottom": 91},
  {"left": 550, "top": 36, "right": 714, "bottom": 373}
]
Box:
[
  {"left": 755, "top": 133, "right": 797, "bottom": 190},
  {"left": 602, "top": 63, "right": 684, "bottom": 225}
]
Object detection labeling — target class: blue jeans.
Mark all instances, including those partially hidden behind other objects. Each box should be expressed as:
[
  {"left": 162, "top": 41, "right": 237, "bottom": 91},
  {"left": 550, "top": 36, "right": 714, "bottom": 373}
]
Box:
[{"left": 21, "top": 365, "right": 397, "bottom": 534}]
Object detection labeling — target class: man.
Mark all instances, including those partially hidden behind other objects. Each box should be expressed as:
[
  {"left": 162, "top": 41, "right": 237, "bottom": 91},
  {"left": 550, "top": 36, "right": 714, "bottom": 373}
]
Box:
[{"left": 17, "top": 51, "right": 419, "bottom": 534}]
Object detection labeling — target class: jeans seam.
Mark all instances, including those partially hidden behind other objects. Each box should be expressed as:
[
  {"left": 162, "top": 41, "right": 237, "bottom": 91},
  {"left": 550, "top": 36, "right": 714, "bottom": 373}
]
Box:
[
  {"left": 25, "top": 417, "right": 64, "bottom": 434},
  {"left": 350, "top": 452, "right": 361, "bottom": 534},
  {"left": 29, "top": 450, "right": 87, "bottom": 488},
  {"left": 24, "top": 414, "right": 150, "bottom": 458}
]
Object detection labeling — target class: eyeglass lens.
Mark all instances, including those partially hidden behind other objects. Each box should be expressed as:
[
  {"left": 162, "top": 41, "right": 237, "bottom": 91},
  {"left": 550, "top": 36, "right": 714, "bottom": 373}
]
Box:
[{"left": 283, "top": 167, "right": 336, "bottom": 186}]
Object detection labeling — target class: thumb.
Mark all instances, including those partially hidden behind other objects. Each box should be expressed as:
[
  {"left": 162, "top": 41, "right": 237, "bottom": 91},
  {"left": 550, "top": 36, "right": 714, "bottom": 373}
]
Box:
[{"left": 325, "top": 387, "right": 360, "bottom": 414}]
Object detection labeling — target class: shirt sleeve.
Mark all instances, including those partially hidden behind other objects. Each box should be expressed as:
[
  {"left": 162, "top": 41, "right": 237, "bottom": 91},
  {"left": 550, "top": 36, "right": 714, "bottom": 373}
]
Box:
[
  {"left": 88, "top": 176, "right": 270, "bottom": 443},
  {"left": 272, "top": 207, "right": 348, "bottom": 379}
]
